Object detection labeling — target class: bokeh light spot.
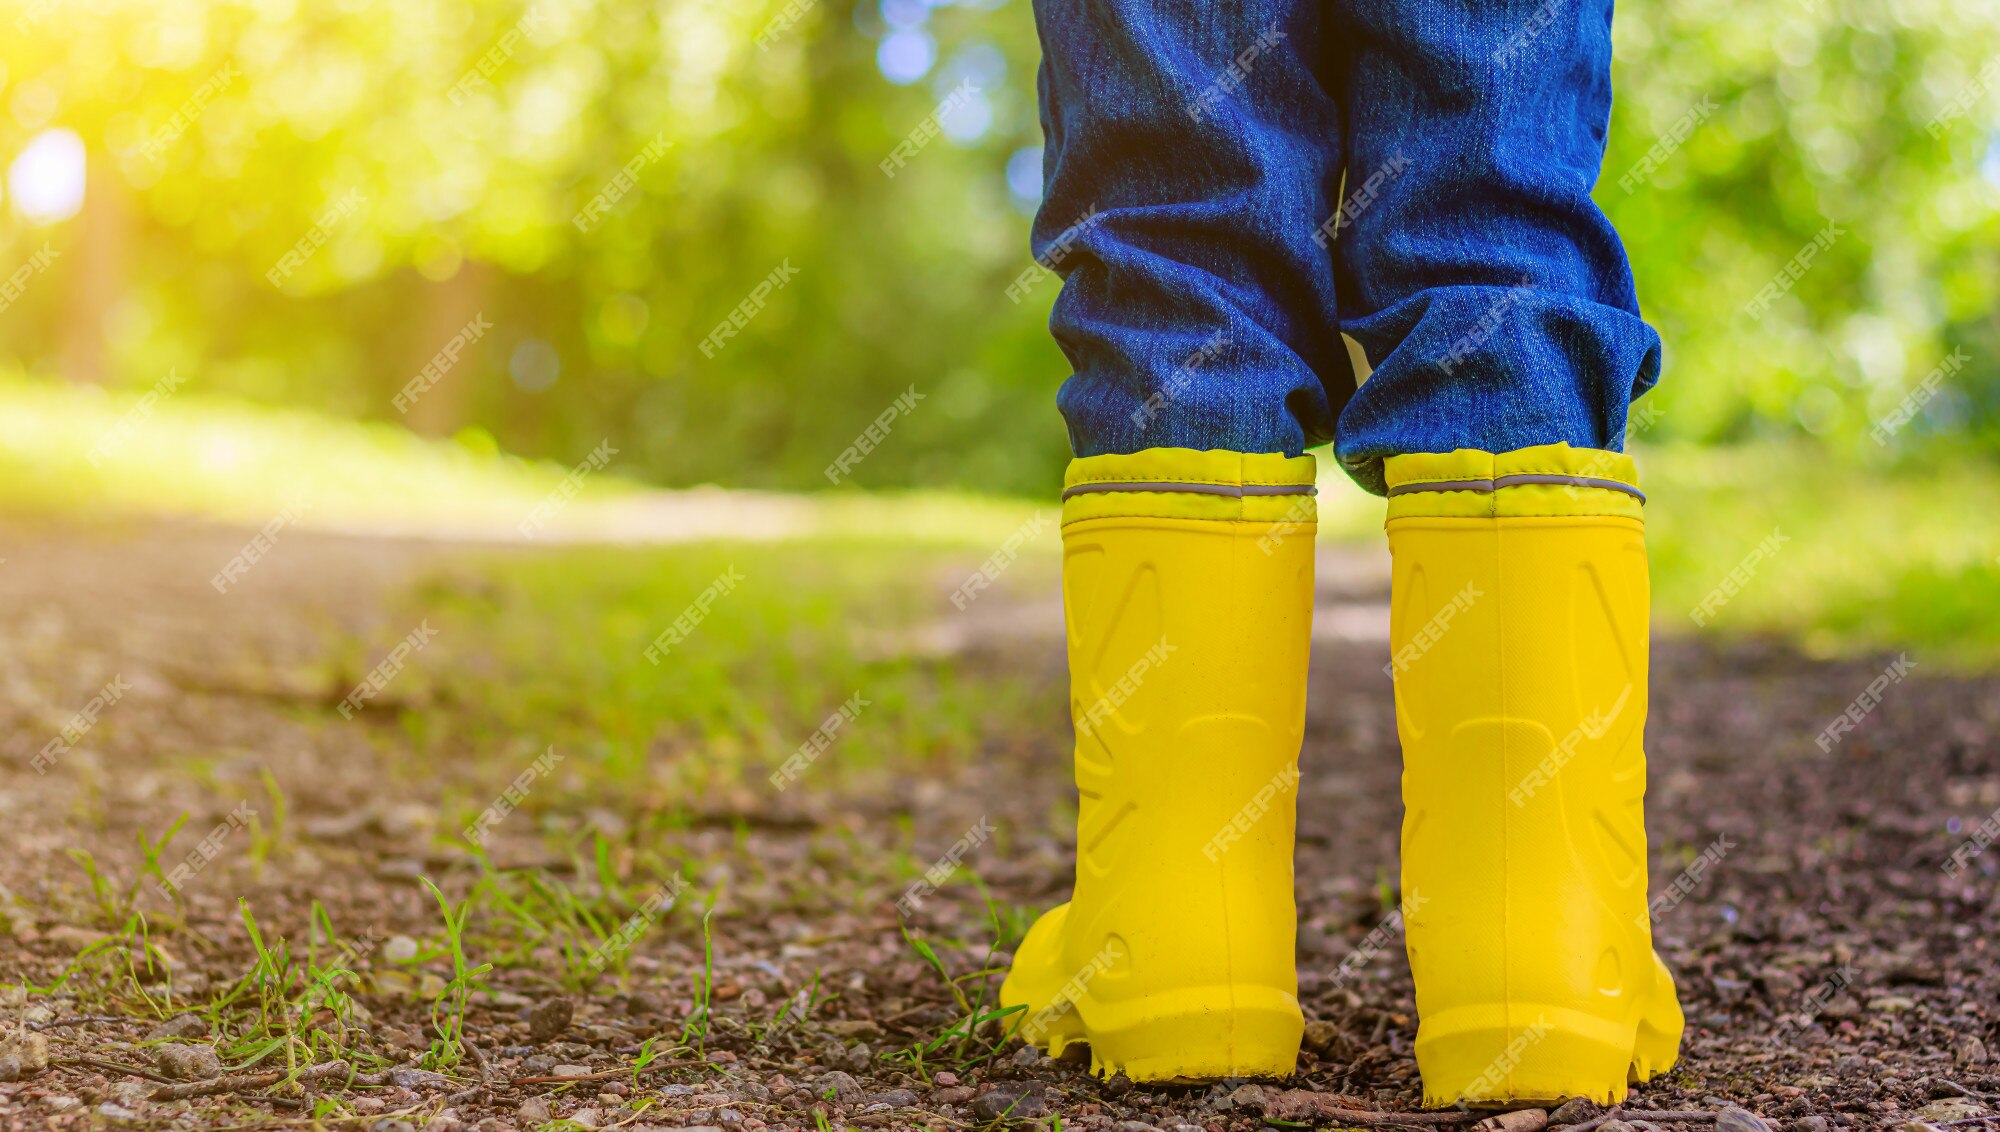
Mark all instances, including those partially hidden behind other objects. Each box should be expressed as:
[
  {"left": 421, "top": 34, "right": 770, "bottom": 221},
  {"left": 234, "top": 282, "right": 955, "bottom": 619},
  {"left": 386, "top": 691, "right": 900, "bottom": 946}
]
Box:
[
  {"left": 877, "top": 29, "right": 936, "bottom": 85},
  {"left": 9, "top": 127, "right": 86, "bottom": 225}
]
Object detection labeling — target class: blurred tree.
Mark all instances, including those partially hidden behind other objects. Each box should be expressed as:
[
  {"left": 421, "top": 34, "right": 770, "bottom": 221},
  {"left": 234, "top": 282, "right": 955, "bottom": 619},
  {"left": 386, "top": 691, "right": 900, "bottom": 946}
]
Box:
[{"left": 0, "top": 0, "right": 1995, "bottom": 492}]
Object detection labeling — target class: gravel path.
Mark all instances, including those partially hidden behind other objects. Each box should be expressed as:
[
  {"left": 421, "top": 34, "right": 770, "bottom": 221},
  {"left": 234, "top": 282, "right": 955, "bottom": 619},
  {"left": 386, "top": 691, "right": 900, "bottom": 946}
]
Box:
[{"left": 0, "top": 518, "right": 1994, "bottom": 1131}]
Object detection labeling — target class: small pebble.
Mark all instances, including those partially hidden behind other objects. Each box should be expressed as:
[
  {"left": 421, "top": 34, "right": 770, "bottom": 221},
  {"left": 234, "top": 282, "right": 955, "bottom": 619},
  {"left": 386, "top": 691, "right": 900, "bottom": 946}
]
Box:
[
  {"left": 0, "top": 1032, "right": 50, "bottom": 1081},
  {"left": 142, "top": 1014, "right": 208, "bottom": 1042},
  {"left": 1473, "top": 1109, "right": 1547, "bottom": 1132},
  {"left": 972, "top": 1084, "right": 1046, "bottom": 1122},
  {"left": 865, "top": 1090, "right": 919, "bottom": 1107},
  {"left": 1550, "top": 1098, "right": 1599, "bottom": 1127},
  {"left": 1716, "top": 1108, "right": 1773, "bottom": 1132},
  {"left": 529, "top": 998, "right": 574, "bottom": 1044},
  {"left": 1301, "top": 1019, "right": 1340, "bottom": 1053},
  {"left": 812, "top": 1070, "right": 861, "bottom": 1100},
  {"left": 153, "top": 1043, "right": 224, "bottom": 1081}
]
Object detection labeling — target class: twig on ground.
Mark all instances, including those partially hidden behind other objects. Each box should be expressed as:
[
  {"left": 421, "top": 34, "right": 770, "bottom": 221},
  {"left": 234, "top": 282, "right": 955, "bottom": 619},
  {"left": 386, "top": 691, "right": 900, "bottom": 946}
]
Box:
[
  {"left": 1561, "top": 1111, "right": 1722, "bottom": 1132},
  {"left": 149, "top": 1059, "right": 353, "bottom": 1102},
  {"left": 462, "top": 1036, "right": 494, "bottom": 1087},
  {"left": 1312, "top": 1107, "right": 1480, "bottom": 1127},
  {"left": 31, "top": 1015, "right": 128, "bottom": 1032},
  {"left": 509, "top": 1058, "right": 707, "bottom": 1085},
  {"left": 52, "top": 1056, "right": 177, "bottom": 1084}
]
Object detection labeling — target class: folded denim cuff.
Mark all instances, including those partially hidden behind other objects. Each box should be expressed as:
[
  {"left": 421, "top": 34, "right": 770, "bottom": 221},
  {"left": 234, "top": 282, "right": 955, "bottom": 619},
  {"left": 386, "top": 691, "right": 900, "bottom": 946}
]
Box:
[
  {"left": 1383, "top": 443, "right": 1643, "bottom": 522},
  {"left": 1062, "top": 448, "right": 1318, "bottom": 525}
]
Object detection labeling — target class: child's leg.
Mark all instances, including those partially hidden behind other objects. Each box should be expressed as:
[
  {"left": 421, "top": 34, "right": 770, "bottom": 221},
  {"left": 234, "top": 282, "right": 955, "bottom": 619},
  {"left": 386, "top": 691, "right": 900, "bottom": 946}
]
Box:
[
  {"left": 1328, "top": 0, "right": 1660, "bottom": 494},
  {"left": 1029, "top": 0, "right": 1348, "bottom": 458},
  {"left": 1000, "top": 0, "right": 1341, "bottom": 1082},
  {"left": 1325, "top": 0, "right": 1683, "bottom": 1104}
]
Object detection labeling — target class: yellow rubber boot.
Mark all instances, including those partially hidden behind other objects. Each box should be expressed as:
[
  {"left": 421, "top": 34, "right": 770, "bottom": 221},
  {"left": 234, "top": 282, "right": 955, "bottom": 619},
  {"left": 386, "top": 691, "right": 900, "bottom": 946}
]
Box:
[
  {"left": 1383, "top": 444, "right": 1684, "bottom": 1106},
  {"left": 999, "top": 448, "right": 1316, "bottom": 1082}
]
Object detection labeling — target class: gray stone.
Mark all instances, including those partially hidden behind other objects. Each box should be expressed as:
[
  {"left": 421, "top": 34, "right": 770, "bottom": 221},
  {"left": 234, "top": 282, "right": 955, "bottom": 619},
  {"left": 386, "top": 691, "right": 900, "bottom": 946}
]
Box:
[
  {"left": 1551, "top": 1099, "right": 1600, "bottom": 1127},
  {"left": 1716, "top": 1108, "right": 1774, "bottom": 1132},
  {"left": 0, "top": 1032, "right": 49, "bottom": 1081},
  {"left": 390, "top": 1068, "right": 449, "bottom": 1089},
  {"left": 972, "top": 1084, "right": 1046, "bottom": 1122},
  {"left": 516, "top": 1097, "right": 552, "bottom": 1124},
  {"left": 811, "top": 1070, "right": 861, "bottom": 1101},
  {"left": 143, "top": 1014, "right": 208, "bottom": 1041},
  {"left": 153, "top": 1043, "right": 224, "bottom": 1081},
  {"left": 529, "top": 998, "right": 574, "bottom": 1044},
  {"left": 1012, "top": 1045, "right": 1050, "bottom": 1068},
  {"left": 109, "top": 1081, "right": 151, "bottom": 1109},
  {"left": 1472, "top": 1109, "right": 1548, "bottom": 1132},
  {"left": 865, "top": 1090, "right": 919, "bottom": 1107}
]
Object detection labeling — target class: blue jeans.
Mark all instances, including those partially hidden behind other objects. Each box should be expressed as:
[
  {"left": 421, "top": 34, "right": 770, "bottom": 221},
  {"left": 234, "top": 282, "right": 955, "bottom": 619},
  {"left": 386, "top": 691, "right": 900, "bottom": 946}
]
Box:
[{"left": 1030, "top": 0, "right": 1660, "bottom": 494}]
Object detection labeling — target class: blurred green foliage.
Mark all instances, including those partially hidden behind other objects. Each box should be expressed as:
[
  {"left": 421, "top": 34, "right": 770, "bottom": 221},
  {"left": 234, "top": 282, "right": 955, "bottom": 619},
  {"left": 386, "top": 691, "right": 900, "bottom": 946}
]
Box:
[
  {"left": 1606, "top": 0, "right": 2000, "bottom": 458},
  {"left": 1, "top": 0, "right": 1997, "bottom": 494}
]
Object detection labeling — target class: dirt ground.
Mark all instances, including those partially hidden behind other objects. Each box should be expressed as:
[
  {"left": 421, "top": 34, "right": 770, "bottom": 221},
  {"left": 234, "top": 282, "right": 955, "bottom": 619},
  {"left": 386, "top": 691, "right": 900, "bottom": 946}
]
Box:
[{"left": 1, "top": 515, "right": 1996, "bottom": 1132}]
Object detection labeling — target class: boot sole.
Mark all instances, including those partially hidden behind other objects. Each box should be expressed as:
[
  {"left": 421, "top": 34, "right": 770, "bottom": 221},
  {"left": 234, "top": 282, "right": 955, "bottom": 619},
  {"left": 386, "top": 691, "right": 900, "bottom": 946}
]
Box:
[
  {"left": 1416, "top": 980, "right": 1684, "bottom": 1106},
  {"left": 1007, "top": 975, "right": 1303, "bottom": 1083}
]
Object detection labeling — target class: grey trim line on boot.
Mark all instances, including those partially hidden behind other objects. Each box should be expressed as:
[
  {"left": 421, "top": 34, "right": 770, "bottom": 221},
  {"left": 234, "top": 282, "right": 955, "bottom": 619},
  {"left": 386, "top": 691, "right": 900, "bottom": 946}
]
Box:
[
  {"left": 1385, "top": 473, "right": 1646, "bottom": 503},
  {"left": 1059, "top": 481, "right": 1320, "bottom": 500}
]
